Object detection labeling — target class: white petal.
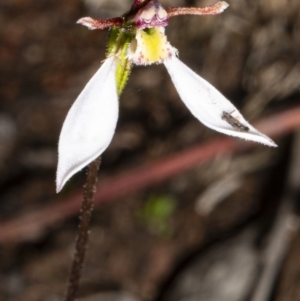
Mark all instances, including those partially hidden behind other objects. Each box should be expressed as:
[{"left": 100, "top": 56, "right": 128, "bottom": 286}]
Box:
[
  {"left": 56, "top": 56, "right": 118, "bottom": 192},
  {"left": 164, "top": 56, "right": 276, "bottom": 147}
]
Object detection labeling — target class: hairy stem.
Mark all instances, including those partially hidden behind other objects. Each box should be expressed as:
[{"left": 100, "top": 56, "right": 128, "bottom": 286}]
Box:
[
  {"left": 64, "top": 157, "right": 101, "bottom": 301},
  {"left": 167, "top": 1, "right": 229, "bottom": 18},
  {"left": 77, "top": 17, "right": 123, "bottom": 30}
]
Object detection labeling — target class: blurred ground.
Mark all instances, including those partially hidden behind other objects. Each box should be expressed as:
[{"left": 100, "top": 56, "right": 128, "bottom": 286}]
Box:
[{"left": 0, "top": 0, "right": 300, "bottom": 301}]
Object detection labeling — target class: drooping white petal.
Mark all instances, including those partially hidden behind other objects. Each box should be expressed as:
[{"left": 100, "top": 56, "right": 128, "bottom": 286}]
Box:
[
  {"left": 164, "top": 56, "right": 276, "bottom": 147},
  {"left": 56, "top": 56, "right": 118, "bottom": 192}
]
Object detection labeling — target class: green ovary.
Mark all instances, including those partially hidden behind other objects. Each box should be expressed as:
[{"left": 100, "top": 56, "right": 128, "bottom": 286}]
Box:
[{"left": 107, "top": 27, "right": 134, "bottom": 96}]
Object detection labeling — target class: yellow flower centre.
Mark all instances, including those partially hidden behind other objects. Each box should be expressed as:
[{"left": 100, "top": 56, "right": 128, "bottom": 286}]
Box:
[{"left": 127, "top": 27, "right": 177, "bottom": 65}]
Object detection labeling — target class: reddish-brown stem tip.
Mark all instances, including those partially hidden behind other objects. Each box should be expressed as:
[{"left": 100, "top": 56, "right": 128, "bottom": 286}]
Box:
[
  {"left": 167, "top": 1, "right": 229, "bottom": 18},
  {"left": 77, "top": 17, "right": 123, "bottom": 30}
]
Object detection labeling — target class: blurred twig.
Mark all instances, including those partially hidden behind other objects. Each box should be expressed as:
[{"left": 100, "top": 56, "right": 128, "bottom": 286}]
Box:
[
  {"left": 250, "top": 130, "right": 300, "bottom": 301},
  {"left": 0, "top": 106, "right": 300, "bottom": 242}
]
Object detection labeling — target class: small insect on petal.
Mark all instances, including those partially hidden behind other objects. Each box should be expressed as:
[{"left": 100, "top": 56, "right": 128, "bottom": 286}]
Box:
[
  {"left": 56, "top": 56, "right": 119, "bottom": 192},
  {"left": 221, "top": 111, "right": 249, "bottom": 132},
  {"left": 164, "top": 56, "right": 277, "bottom": 147}
]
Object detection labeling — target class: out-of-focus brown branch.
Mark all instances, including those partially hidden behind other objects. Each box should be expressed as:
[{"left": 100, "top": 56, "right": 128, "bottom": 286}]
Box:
[
  {"left": 250, "top": 129, "right": 300, "bottom": 301},
  {"left": 1, "top": 106, "right": 300, "bottom": 242}
]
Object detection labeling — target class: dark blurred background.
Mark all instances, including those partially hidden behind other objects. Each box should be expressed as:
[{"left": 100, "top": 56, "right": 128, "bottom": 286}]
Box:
[{"left": 1, "top": 0, "right": 300, "bottom": 300}]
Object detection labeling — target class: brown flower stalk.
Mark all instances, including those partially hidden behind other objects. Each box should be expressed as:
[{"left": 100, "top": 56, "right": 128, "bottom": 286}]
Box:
[{"left": 64, "top": 158, "right": 101, "bottom": 301}]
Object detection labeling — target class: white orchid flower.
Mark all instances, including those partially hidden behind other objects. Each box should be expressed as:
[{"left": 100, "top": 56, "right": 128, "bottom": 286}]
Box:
[{"left": 56, "top": 0, "right": 276, "bottom": 192}]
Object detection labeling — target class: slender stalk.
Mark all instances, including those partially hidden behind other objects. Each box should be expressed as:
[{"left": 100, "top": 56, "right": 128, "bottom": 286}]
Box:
[{"left": 64, "top": 157, "right": 101, "bottom": 301}]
